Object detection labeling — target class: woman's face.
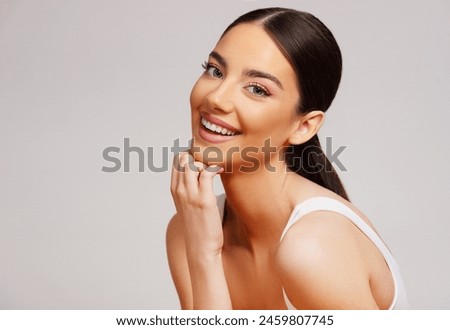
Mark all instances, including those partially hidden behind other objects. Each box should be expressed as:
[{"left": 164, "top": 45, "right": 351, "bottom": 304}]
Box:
[{"left": 190, "top": 23, "right": 301, "bottom": 171}]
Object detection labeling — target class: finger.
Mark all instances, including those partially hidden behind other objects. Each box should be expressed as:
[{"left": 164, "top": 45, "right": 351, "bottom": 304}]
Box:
[
  {"left": 172, "top": 151, "right": 187, "bottom": 174},
  {"left": 170, "top": 154, "right": 182, "bottom": 194},
  {"left": 198, "top": 165, "right": 223, "bottom": 195},
  {"left": 171, "top": 152, "right": 191, "bottom": 197},
  {"left": 193, "top": 161, "right": 207, "bottom": 173},
  {"left": 182, "top": 157, "right": 201, "bottom": 194},
  {"left": 178, "top": 152, "right": 193, "bottom": 168}
]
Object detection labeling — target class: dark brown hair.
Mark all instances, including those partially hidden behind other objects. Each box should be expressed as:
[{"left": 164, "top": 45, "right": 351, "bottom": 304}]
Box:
[{"left": 222, "top": 7, "right": 349, "bottom": 200}]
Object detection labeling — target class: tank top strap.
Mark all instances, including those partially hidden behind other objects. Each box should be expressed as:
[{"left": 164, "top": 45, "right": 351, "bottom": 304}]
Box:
[
  {"left": 280, "top": 196, "right": 407, "bottom": 310},
  {"left": 216, "top": 194, "right": 407, "bottom": 309},
  {"left": 280, "top": 197, "right": 390, "bottom": 258}
]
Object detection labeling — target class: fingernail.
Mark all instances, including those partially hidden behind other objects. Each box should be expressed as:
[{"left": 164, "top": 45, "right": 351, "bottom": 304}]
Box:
[{"left": 207, "top": 165, "right": 223, "bottom": 173}]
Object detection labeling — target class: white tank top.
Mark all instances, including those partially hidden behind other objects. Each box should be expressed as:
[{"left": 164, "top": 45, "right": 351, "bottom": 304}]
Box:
[{"left": 217, "top": 194, "right": 408, "bottom": 310}]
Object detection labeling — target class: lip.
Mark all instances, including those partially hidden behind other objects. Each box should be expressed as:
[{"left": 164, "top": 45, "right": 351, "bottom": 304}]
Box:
[
  {"left": 197, "top": 112, "right": 241, "bottom": 144},
  {"left": 198, "top": 124, "right": 238, "bottom": 143},
  {"left": 201, "top": 112, "right": 241, "bottom": 133}
]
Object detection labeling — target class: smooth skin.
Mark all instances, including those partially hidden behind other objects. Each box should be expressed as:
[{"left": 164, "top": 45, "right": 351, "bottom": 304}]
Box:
[{"left": 167, "top": 23, "right": 395, "bottom": 309}]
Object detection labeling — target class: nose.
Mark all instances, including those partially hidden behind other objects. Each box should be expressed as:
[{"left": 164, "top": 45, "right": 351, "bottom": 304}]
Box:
[{"left": 205, "top": 80, "right": 235, "bottom": 114}]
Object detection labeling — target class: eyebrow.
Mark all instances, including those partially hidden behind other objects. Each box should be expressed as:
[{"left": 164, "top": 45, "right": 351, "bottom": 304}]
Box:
[
  {"left": 209, "top": 51, "right": 227, "bottom": 68},
  {"left": 243, "top": 69, "right": 284, "bottom": 90},
  {"left": 209, "top": 51, "right": 284, "bottom": 90}
]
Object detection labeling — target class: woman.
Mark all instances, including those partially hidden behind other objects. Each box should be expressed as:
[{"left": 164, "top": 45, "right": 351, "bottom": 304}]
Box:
[{"left": 167, "top": 7, "right": 407, "bottom": 309}]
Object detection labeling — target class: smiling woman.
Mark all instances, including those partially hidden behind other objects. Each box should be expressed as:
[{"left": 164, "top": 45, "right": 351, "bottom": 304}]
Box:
[{"left": 167, "top": 7, "right": 408, "bottom": 310}]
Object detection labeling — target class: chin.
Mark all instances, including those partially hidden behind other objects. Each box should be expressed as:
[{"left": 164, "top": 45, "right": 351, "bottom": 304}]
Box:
[{"left": 190, "top": 138, "right": 225, "bottom": 166}]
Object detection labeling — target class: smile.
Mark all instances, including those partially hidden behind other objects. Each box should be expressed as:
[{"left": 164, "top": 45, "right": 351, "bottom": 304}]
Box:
[{"left": 201, "top": 117, "right": 239, "bottom": 136}]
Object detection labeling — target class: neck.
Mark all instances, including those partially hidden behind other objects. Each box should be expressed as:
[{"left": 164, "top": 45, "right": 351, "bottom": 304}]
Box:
[{"left": 220, "top": 160, "right": 300, "bottom": 248}]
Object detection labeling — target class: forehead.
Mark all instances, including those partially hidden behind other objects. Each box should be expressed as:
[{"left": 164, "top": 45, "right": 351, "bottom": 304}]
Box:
[{"left": 214, "top": 23, "right": 297, "bottom": 85}]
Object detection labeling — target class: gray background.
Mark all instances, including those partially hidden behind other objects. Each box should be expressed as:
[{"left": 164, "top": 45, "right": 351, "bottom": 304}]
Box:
[{"left": 0, "top": 0, "right": 449, "bottom": 309}]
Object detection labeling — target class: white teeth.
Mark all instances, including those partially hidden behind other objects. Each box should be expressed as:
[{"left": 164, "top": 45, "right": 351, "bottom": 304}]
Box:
[{"left": 201, "top": 117, "right": 237, "bottom": 136}]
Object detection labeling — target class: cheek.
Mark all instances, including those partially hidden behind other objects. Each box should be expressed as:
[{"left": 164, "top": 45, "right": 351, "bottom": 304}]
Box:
[{"left": 241, "top": 106, "right": 294, "bottom": 144}]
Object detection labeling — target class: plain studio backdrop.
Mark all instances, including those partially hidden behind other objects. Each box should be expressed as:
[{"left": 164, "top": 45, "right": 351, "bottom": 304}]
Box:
[{"left": 0, "top": 0, "right": 449, "bottom": 309}]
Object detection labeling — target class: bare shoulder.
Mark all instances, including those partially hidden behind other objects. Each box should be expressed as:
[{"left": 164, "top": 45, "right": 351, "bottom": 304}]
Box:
[
  {"left": 166, "top": 213, "right": 193, "bottom": 309},
  {"left": 275, "top": 210, "right": 379, "bottom": 309}
]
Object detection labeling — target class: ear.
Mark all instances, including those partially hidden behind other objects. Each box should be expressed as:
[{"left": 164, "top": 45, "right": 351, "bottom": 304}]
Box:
[{"left": 288, "top": 110, "right": 325, "bottom": 145}]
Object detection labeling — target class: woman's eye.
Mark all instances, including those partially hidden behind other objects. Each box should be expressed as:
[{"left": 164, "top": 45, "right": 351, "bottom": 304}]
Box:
[
  {"left": 202, "top": 62, "right": 223, "bottom": 79},
  {"left": 246, "top": 83, "right": 270, "bottom": 97}
]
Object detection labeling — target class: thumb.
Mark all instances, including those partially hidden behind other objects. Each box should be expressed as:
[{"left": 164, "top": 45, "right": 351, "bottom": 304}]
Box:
[{"left": 198, "top": 165, "right": 223, "bottom": 194}]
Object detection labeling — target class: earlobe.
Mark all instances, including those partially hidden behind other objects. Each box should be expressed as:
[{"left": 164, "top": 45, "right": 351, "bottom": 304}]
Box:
[{"left": 288, "top": 110, "right": 325, "bottom": 145}]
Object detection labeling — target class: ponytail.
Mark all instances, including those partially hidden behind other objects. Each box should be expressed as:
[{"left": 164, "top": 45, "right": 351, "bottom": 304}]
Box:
[{"left": 285, "top": 134, "right": 349, "bottom": 201}]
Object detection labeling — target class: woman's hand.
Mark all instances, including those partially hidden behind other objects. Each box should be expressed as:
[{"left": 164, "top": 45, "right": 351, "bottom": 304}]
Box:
[
  {"left": 170, "top": 152, "right": 224, "bottom": 260},
  {"left": 169, "top": 152, "right": 232, "bottom": 309}
]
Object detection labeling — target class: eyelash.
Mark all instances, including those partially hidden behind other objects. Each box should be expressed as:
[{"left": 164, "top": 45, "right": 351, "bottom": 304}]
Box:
[
  {"left": 201, "top": 61, "right": 210, "bottom": 70},
  {"left": 245, "top": 83, "right": 271, "bottom": 97},
  {"left": 201, "top": 61, "right": 271, "bottom": 98},
  {"left": 202, "top": 61, "right": 222, "bottom": 78}
]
